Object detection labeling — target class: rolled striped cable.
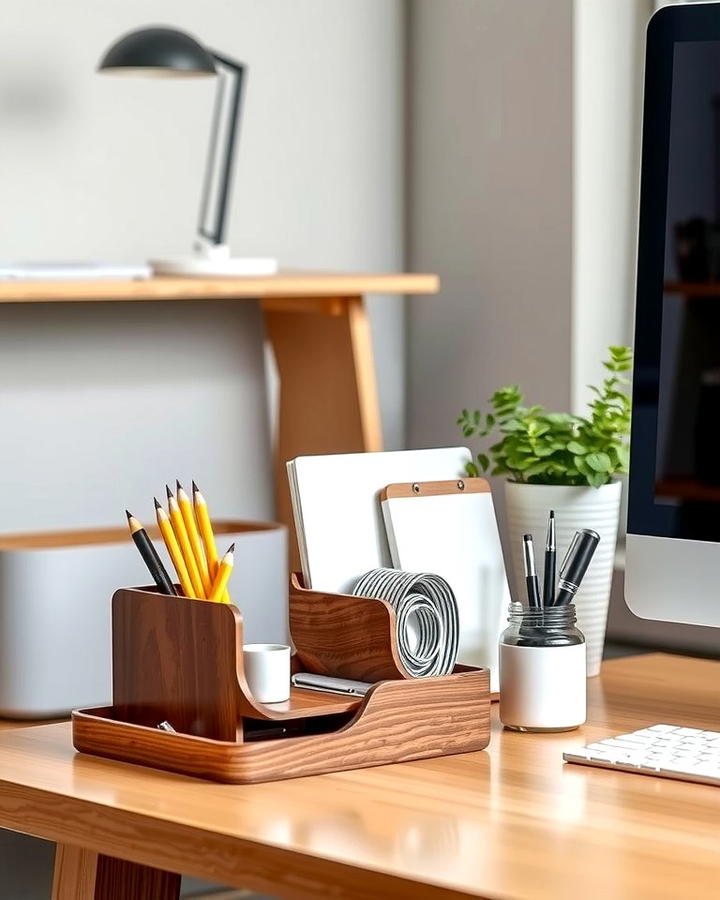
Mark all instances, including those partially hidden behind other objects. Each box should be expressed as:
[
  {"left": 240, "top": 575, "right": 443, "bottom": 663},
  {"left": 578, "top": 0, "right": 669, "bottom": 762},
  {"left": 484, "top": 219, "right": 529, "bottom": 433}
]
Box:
[{"left": 352, "top": 568, "right": 459, "bottom": 677}]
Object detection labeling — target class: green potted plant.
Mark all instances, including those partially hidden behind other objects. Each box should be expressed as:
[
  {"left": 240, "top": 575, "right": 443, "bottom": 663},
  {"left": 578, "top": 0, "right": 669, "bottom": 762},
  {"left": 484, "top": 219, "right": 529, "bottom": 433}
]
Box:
[{"left": 457, "top": 345, "right": 632, "bottom": 676}]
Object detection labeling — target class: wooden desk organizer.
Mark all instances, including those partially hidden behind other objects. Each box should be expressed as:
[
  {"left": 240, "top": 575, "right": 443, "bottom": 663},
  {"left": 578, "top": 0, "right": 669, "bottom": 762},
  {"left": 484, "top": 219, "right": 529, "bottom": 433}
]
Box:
[{"left": 72, "top": 575, "right": 490, "bottom": 783}]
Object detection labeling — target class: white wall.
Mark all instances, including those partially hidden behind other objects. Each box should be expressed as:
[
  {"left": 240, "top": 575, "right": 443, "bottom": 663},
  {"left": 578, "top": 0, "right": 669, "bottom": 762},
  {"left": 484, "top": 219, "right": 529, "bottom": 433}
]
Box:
[
  {"left": 406, "top": 0, "right": 574, "bottom": 455},
  {"left": 0, "top": 0, "right": 404, "bottom": 534},
  {"left": 406, "top": 0, "right": 648, "bottom": 445},
  {"left": 571, "top": 0, "right": 647, "bottom": 414}
]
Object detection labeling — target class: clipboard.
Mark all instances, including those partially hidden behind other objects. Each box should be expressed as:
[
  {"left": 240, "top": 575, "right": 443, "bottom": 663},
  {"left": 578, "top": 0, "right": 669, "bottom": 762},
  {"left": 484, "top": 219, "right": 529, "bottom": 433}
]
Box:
[{"left": 380, "top": 478, "right": 510, "bottom": 693}]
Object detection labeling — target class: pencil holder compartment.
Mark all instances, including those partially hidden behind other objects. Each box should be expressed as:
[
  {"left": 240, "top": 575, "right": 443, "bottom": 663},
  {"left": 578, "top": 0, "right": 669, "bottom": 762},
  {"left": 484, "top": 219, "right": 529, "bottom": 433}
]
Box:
[
  {"left": 499, "top": 602, "right": 586, "bottom": 732},
  {"left": 71, "top": 575, "right": 491, "bottom": 783}
]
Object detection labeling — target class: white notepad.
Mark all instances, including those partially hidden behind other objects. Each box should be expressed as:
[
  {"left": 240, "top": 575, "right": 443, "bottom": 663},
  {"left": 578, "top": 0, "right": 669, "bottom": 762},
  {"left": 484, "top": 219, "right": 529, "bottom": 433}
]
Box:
[
  {"left": 287, "top": 448, "right": 472, "bottom": 594},
  {"left": 380, "top": 479, "right": 510, "bottom": 692}
]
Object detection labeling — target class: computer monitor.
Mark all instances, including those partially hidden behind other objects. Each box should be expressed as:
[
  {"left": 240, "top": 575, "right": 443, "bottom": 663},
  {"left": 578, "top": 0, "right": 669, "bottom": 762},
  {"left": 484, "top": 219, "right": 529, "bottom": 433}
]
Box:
[{"left": 627, "top": 3, "right": 720, "bottom": 629}]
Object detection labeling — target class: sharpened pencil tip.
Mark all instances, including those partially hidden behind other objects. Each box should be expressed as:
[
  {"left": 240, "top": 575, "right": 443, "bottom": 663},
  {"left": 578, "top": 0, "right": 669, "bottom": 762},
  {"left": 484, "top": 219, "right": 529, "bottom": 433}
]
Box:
[
  {"left": 165, "top": 484, "right": 173, "bottom": 499},
  {"left": 153, "top": 497, "right": 161, "bottom": 510},
  {"left": 228, "top": 543, "right": 235, "bottom": 553},
  {"left": 125, "top": 509, "right": 132, "bottom": 520},
  {"left": 192, "top": 480, "right": 199, "bottom": 493},
  {"left": 549, "top": 510, "right": 555, "bottom": 518},
  {"left": 176, "top": 478, "right": 183, "bottom": 492}
]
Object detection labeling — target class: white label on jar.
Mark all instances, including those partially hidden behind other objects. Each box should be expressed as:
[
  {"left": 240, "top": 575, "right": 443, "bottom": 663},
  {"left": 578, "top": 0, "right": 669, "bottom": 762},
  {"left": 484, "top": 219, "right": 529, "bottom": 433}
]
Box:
[{"left": 499, "top": 643, "right": 587, "bottom": 729}]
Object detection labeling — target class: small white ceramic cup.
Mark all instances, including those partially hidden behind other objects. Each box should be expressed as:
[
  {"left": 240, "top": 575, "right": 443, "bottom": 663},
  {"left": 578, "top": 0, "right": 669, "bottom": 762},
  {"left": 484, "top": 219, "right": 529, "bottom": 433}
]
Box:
[{"left": 243, "top": 643, "right": 291, "bottom": 703}]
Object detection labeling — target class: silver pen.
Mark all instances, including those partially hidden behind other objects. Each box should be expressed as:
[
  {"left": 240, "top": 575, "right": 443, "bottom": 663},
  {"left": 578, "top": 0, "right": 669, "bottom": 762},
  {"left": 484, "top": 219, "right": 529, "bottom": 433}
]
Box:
[{"left": 523, "top": 534, "right": 542, "bottom": 609}]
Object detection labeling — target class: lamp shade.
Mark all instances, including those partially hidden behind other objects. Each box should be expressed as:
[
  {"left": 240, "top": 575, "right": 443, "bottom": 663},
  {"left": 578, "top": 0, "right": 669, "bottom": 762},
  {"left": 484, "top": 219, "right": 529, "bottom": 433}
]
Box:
[{"left": 98, "top": 26, "right": 216, "bottom": 77}]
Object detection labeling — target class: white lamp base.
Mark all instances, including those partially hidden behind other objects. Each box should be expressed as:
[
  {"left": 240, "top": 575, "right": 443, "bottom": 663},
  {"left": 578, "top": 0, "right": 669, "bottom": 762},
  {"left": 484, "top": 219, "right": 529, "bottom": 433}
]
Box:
[{"left": 150, "top": 242, "right": 278, "bottom": 277}]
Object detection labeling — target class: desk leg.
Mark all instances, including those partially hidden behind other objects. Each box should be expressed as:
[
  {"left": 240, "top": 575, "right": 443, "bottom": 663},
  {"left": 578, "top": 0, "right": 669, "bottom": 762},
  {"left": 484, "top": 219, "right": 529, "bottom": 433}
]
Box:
[
  {"left": 52, "top": 845, "right": 96, "bottom": 900},
  {"left": 52, "top": 844, "right": 181, "bottom": 900},
  {"left": 263, "top": 295, "right": 383, "bottom": 567}
]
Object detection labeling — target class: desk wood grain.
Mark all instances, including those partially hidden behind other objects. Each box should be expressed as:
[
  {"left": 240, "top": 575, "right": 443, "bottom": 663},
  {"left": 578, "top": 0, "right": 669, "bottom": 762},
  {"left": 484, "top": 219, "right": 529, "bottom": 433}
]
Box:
[{"left": 0, "top": 654, "right": 718, "bottom": 900}]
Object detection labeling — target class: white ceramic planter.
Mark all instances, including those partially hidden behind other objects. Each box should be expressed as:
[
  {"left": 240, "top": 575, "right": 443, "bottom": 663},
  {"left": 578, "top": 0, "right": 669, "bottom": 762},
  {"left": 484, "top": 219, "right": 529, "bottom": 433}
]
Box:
[{"left": 504, "top": 481, "right": 622, "bottom": 677}]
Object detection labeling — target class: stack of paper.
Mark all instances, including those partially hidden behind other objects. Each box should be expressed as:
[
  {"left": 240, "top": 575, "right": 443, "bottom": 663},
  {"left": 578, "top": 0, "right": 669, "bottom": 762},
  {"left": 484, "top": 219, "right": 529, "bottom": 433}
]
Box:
[{"left": 287, "top": 448, "right": 472, "bottom": 594}]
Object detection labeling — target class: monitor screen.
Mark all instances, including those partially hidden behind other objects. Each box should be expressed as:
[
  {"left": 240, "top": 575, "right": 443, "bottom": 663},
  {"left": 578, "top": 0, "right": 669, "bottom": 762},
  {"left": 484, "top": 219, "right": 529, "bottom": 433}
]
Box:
[
  {"left": 631, "top": 16, "right": 720, "bottom": 544},
  {"left": 655, "top": 40, "right": 720, "bottom": 535}
]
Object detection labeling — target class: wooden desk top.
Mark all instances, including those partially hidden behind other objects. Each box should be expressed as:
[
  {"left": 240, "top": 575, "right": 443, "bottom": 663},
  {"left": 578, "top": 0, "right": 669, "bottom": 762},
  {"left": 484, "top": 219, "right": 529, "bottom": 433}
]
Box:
[
  {"left": 0, "top": 717, "right": 63, "bottom": 732},
  {"left": 0, "top": 271, "right": 439, "bottom": 304},
  {"left": 0, "top": 653, "right": 717, "bottom": 900}
]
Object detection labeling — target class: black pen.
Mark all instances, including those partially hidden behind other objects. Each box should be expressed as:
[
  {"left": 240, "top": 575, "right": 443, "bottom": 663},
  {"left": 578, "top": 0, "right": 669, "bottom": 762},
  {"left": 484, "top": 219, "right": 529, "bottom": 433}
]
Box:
[
  {"left": 522, "top": 533, "right": 542, "bottom": 609},
  {"left": 554, "top": 528, "right": 600, "bottom": 606},
  {"left": 542, "top": 510, "right": 556, "bottom": 607}
]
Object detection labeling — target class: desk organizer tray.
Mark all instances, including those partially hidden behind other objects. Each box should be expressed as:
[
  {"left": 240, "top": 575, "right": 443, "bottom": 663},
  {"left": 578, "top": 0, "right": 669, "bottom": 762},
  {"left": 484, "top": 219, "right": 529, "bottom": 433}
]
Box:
[{"left": 72, "top": 575, "right": 490, "bottom": 783}]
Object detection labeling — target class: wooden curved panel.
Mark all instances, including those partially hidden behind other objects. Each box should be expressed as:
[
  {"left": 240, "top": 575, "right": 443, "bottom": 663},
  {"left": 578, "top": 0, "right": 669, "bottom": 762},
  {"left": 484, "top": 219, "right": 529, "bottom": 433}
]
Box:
[
  {"left": 289, "top": 574, "right": 409, "bottom": 682},
  {"left": 113, "top": 587, "right": 360, "bottom": 728}
]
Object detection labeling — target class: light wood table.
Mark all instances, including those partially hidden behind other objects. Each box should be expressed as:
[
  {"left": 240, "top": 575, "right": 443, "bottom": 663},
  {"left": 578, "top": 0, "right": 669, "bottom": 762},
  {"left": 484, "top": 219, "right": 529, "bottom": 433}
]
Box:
[
  {"left": 0, "top": 272, "right": 438, "bottom": 560},
  {"left": 0, "top": 653, "right": 718, "bottom": 899}
]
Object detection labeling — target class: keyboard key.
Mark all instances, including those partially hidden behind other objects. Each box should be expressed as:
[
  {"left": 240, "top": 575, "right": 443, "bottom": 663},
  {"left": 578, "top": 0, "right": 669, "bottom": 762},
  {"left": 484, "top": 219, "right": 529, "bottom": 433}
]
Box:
[{"left": 601, "top": 738, "right": 648, "bottom": 749}]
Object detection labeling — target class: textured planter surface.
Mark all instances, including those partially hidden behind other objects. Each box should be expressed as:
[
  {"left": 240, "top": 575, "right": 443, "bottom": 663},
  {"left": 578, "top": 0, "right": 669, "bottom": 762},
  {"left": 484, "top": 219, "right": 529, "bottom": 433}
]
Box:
[{"left": 504, "top": 481, "right": 622, "bottom": 677}]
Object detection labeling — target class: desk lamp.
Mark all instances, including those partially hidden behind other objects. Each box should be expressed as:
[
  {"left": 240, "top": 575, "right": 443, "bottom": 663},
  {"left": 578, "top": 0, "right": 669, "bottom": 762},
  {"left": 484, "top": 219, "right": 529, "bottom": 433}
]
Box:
[{"left": 98, "top": 25, "right": 277, "bottom": 276}]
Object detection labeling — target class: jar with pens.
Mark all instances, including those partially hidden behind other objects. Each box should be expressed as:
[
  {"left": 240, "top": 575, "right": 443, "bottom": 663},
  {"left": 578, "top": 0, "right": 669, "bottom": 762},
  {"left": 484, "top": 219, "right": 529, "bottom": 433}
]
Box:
[{"left": 499, "top": 512, "right": 599, "bottom": 732}]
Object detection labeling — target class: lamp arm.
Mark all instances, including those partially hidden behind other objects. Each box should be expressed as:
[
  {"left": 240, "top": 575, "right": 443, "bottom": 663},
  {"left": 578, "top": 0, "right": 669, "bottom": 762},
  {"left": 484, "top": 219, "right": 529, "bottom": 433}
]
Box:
[{"left": 196, "top": 51, "right": 246, "bottom": 249}]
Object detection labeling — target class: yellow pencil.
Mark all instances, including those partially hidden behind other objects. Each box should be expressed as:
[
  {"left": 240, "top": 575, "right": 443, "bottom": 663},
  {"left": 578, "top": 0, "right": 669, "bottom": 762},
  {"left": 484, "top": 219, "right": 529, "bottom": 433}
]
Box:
[
  {"left": 176, "top": 480, "right": 212, "bottom": 597},
  {"left": 208, "top": 543, "right": 234, "bottom": 603},
  {"left": 192, "top": 480, "right": 230, "bottom": 603},
  {"left": 166, "top": 485, "right": 205, "bottom": 599},
  {"left": 154, "top": 498, "right": 194, "bottom": 598}
]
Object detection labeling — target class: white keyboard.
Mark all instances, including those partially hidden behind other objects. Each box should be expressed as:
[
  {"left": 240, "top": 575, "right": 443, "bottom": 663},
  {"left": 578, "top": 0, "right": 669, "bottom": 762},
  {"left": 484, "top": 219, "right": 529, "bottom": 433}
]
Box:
[{"left": 563, "top": 724, "right": 720, "bottom": 786}]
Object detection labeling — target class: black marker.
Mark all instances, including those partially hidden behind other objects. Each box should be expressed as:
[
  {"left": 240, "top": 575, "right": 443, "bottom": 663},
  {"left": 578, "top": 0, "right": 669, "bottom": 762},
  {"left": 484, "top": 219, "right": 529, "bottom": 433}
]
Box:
[
  {"left": 522, "top": 533, "right": 541, "bottom": 609},
  {"left": 542, "top": 510, "right": 556, "bottom": 607},
  {"left": 554, "top": 528, "right": 600, "bottom": 606}
]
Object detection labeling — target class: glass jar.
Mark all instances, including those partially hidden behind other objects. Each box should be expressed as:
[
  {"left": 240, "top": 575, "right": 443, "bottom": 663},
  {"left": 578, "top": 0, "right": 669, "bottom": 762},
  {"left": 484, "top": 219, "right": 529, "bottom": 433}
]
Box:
[{"left": 499, "top": 602, "right": 586, "bottom": 732}]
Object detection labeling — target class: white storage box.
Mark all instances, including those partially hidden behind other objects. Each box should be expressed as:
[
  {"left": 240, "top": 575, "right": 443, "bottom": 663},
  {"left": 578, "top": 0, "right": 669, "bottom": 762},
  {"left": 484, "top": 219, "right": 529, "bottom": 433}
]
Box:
[{"left": 0, "top": 521, "right": 287, "bottom": 718}]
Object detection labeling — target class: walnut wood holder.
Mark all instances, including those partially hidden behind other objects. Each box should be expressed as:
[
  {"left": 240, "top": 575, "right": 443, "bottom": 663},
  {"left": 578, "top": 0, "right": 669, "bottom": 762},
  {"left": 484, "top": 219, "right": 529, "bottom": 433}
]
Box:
[{"left": 72, "top": 575, "right": 490, "bottom": 783}]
